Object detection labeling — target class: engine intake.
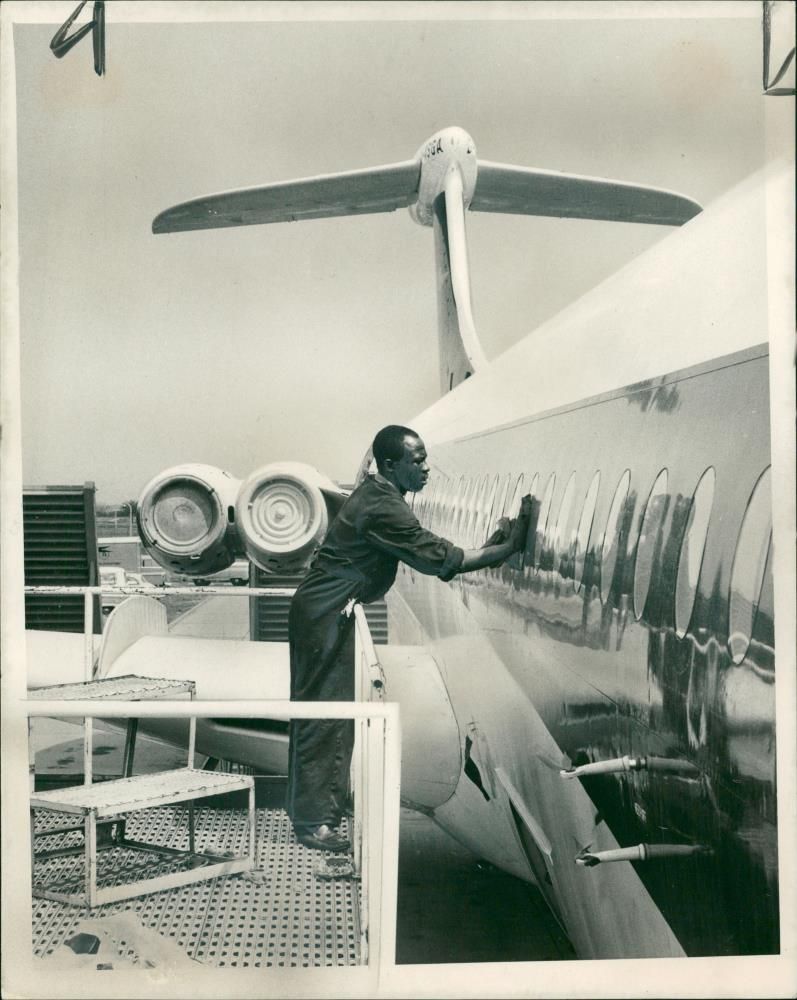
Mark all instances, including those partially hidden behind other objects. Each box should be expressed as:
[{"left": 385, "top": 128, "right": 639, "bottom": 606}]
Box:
[
  {"left": 236, "top": 462, "right": 345, "bottom": 574},
  {"left": 137, "top": 464, "right": 241, "bottom": 576}
]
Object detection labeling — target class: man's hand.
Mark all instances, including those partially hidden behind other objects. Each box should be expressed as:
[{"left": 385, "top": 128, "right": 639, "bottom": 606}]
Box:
[
  {"left": 483, "top": 517, "right": 511, "bottom": 548},
  {"left": 459, "top": 495, "right": 533, "bottom": 574},
  {"left": 507, "top": 495, "right": 532, "bottom": 553},
  {"left": 471, "top": 496, "right": 532, "bottom": 570}
]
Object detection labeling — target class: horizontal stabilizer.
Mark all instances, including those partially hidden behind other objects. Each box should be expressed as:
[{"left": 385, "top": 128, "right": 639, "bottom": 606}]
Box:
[
  {"left": 153, "top": 160, "right": 421, "bottom": 234},
  {"left": 471, "top": 161, "right": 702, "bottom": 226}
]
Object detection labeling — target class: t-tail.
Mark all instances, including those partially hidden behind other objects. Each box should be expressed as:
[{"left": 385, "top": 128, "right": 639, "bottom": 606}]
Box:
[{"left": 152, "top": 126, "right": 702, "bottom": 395}]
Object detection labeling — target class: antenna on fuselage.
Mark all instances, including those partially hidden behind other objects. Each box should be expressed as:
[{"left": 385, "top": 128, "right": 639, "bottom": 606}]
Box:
[{"left": 152, "top": 127, "right": 701, "bottom": 395}]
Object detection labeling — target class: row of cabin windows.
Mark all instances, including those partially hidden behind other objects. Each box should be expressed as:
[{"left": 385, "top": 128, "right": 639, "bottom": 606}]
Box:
[{"left": 413, "top": 465, "right": 772, "bottom": 664}]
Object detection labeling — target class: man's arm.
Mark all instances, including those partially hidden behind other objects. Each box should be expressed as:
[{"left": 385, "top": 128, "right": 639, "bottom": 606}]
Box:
[{"left": 456, "top": 496, "right": 532, "bottom": 574}]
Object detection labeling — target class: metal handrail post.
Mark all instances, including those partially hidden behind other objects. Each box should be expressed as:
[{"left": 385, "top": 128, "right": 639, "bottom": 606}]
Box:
[
  {"left": 82, "top": 590, "right": 93, "bottom": 682},
  {"left": 82, "top": 590, "right": 94, "bottom": 784},
  {"left": 352, "top": 603, "right": 369, "bottom": 961},
  {"left": 365, "top": 712, "right": 385, "bottom": 969},
  {"left": 352, "top": 617, "right": 365, "bottom": 877},
  {"left": 351, "top": 602, "right": 398, "bottom": 972},
  {"left": 378, "top": 700, "right": 401, "bottom": 983}
]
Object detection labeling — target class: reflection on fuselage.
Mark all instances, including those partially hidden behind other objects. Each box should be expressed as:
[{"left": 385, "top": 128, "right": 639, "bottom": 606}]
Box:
[{"left": 400, "top": 345, "right": 776, "bottom": 957}]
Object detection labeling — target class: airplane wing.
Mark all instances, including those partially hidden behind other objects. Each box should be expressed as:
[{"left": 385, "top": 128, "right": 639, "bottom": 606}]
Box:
[
  {"left": 152, "top": 160, "right": 421, "bottom": 234},
  {"left": 26, "top": 597, "right": 288, "bottom": 701},
  {"left": 103, "top": 633, "right": 289, "bottom": 699},
  {"left": 470, "top": 161, "right": 702, "bottom": 226},
  {"left": 27, "top": 600, "right": 291, "bottom": 775}
]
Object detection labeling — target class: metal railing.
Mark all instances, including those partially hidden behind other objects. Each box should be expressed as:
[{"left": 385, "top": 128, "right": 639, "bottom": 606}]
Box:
[
  {"left": 24, "top": 583, "right": 400, "bottom": 980},
  {"left": 352, "top": 602, "right": 389, "bottom": 963}
]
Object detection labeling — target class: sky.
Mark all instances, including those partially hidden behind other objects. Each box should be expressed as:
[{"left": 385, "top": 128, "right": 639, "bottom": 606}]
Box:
[{"left": 10, "top": 2, "right": 769, "bottom": 503}]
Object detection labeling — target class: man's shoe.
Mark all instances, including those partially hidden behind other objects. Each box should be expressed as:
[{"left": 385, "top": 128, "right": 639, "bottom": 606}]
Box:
[{"left": 295, "top": 824, "right": 351, "bottom": 853}]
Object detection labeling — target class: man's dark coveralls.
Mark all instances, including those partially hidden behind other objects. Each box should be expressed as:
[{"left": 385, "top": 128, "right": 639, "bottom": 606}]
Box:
[{"left": 286, "top": 473, "right": 464, "bottom": 832}]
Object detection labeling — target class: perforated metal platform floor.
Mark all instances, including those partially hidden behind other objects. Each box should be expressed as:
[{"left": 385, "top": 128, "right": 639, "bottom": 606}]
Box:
[{"left": 32, "top": 805, "right": 360, "bottom": 968}]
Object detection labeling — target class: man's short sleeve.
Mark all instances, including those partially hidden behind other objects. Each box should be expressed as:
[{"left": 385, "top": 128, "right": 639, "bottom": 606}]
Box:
[{"left": 362, "top": 496, "right": 464, "bottom": 581}]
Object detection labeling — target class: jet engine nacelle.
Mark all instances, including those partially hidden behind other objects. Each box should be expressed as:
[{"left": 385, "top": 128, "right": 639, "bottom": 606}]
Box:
[
  {"left": 236, "top": 462, "right": 346, "bottom": 575},
  {"left": 137, "top": 463, "right": 242, "bottom": 577}
]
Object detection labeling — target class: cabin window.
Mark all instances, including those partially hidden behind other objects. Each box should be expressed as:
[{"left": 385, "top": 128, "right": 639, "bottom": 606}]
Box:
[
  {"left": 469, "top": 476, "right": 484, "bottom": 547},
  {"left": 505, "top": 473, "right": 526, "bottom": 519},
  {"left": 431, "top": 478, "right": 440, "bottom": 525},
  {"left": 460, "top": 476, "right": 474, "bottom": 547},
  {"left": 415, "top": 477, "right": 428, "bottom": 517},
  {"left": 750, "top": 543, "right": 774, "bottom": 668},
  {"left": 449, "top": 478, "right": 460, "bottom": 536},
  {"left": 495, "top": 473, "right": 512, "bottom": 524},
  {"left": 600, "top": 470, "right": 631, "bottom": 604},
  {"left": 466, "top": 475, "right": 483, "bottom": 548},
  {"left": 498, "top": 473, "right": 524, "bottom": 564},
  {"left": 458, "top": 477, "right": 476, "bottom": 546},
  {"left": 553, "top": 472, "right": 577, "bottom": 576},
  {"left": 477, "top": 473, "right": 491, "bottom": 546},
  {"left": 420, "top": 476, "right": 434, "bottom": 523},
  {"left": 444, "top": 477, "right": 456, "bottom": 536},
  {"left": 438, "top": 478, "right": 452, "bottom": 536},
  {"left": 451, "top": 477, "right": 465, "bottom": 544},
  {"left": 633, "top": 469, "right": 669, "bottom": 620},
  {"left": 521, "top": 473, "right": 539, "bottom": 567},
  {"left": 674, "top": 467, "right": 716, "bottom": 639},
  {"left": 470, "top": 475, "right": 489, "bottom": 547},
  {"left": 480, "top": 475, "right": 500, "bottom": 545},
  {"left": 534, "top": 475, "right": 556, "bottom": 571},
  {"left": 574, "top": 471, "right": 601, "bottom": 593},
  {"left": 451, "top": 475, "right": 466, "bottom": 541},
  {"left": 449, "top": 477, "right": 459, "bottom": 529},
  {"left": 728, "top": 467, "right": 772, "bottom": 664}
]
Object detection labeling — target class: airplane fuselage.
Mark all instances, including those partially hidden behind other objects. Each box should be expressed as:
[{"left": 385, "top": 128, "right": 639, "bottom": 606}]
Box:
[{"left": 391, "top": 342, "right": 775, "bottom": 959}]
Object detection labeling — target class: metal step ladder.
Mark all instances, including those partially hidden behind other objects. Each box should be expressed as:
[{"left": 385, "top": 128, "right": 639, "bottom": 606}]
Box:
[{"left": 29, "top": 675, "right": 255, "bottom": 908}]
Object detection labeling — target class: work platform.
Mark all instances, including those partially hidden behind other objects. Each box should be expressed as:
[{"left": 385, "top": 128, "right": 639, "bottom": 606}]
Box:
[
  {"left": 32, "top": 804, "right": 360, "bottom": 968},
  {"left": 24, "top": 593, "right": 400, "bottom": 976}
]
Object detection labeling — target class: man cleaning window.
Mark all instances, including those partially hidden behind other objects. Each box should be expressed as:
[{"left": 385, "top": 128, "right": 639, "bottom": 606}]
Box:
[{"left": 286, "top": 424, "right": 531, "bottom": 852}]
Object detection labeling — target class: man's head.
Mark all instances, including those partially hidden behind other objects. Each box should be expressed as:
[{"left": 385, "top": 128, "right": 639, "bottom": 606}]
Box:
[{"left": 372, "top": 425, "right": 429, "bottom": 495}]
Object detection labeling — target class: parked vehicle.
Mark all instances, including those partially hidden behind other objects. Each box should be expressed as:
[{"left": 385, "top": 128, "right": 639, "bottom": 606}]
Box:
[
  {"left": 192, "top": 560, "right": 250, "bottom": 587},
  {"left": 99, "top": 565, "right": 127, "bottom": 613},
  {"left": 100, "top": 567, "right": 157, "bottom": 613}
]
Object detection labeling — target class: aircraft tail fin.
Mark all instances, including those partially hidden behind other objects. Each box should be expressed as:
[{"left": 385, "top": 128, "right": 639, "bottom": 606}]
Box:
[
  {"left": 471, "top": 161, "right": 702, "bottom": 226},
  {"left": 152, "top": 160, "right": 421, "bottom": 234},
  {"left": 433, "top": 169, "right": 488, "bottom": 393},
  {"left": 151, "top": 129, "right": 702, "bottom": 399}
]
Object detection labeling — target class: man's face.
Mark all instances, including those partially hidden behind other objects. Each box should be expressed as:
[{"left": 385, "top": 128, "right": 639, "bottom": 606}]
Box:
[{"left": 388, "top": 436, "right": 430, "bottom": 494}]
